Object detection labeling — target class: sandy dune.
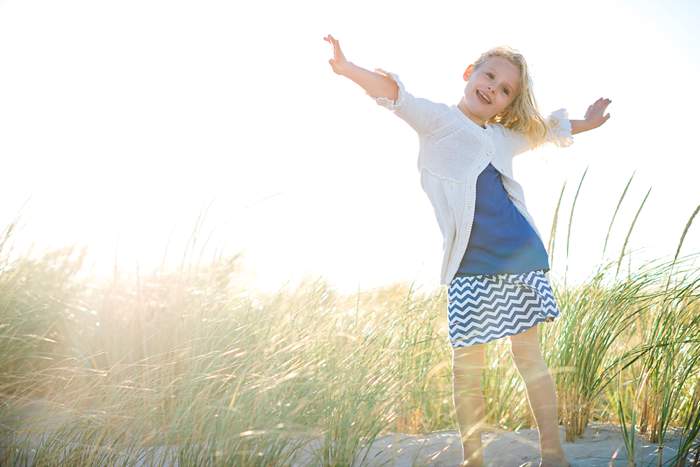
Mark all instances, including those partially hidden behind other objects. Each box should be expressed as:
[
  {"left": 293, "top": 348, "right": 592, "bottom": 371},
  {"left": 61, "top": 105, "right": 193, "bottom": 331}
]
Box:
[{"left": 2, "top": 399, "right": 695, "bottom": 466}]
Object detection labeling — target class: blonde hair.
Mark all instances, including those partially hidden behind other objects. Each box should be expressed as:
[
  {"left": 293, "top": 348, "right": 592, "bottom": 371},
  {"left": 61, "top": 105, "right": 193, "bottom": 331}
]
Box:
[{"left": 471, "top": 45, "right": 557, "bottom": 149}]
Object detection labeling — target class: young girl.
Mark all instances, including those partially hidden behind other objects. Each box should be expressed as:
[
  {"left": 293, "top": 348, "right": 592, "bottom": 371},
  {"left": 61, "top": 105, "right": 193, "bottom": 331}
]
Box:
[{"left": 324, "top": 34, "right": 611, "bottom": 467}]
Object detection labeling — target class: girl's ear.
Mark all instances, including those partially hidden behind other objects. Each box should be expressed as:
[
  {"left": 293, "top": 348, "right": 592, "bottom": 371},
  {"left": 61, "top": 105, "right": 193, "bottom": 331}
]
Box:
[{"left": 463, "top": 64, "right": 474, "bottom": 81}]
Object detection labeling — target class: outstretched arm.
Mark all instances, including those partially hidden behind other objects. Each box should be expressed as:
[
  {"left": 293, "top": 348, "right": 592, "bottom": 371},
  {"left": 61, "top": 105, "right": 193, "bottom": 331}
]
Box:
[
  {"left": 571, "top": 97, "right": 612, "bottom": 135},
  {"left": 323, "top": 33, "right": 448, "bottom": 137}
]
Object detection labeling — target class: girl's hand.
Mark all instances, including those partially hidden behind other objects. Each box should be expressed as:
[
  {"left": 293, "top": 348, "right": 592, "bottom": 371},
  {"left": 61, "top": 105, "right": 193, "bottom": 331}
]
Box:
[
  {"left": 324, "top": 34, "right": 350, "bottom": 75},
  {"left": 583, "top": 97, "right": 612, "bottom": 130}
]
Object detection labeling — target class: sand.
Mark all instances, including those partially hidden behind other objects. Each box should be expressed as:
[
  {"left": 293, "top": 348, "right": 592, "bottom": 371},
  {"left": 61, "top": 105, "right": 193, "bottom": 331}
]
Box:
[
  {"left": 2, "top": 398, "right": 696, "bottom": 466},
  {"left": 288, "top": 422, "right": 694, "bottom": 466}
]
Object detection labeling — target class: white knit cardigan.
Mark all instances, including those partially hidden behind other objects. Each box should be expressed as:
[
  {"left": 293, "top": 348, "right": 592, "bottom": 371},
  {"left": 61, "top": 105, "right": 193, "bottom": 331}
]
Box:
[{"left": 370, "top": 68, "right": 574, "bottom": 286}]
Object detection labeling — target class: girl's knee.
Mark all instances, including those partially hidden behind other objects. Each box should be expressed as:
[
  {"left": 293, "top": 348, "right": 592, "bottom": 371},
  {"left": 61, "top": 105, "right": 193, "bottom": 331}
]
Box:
[
  {"left": 508, "top": 324, "right": 540, "bottom": 356},
  {"left": 452, "top": 343, "right": 486, "bottom": 375}
]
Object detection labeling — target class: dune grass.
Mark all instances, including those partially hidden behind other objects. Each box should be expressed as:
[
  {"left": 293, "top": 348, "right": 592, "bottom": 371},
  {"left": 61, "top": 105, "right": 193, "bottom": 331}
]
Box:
[{"left": 0, "top": 177, "right": 699, "bottom": 466}]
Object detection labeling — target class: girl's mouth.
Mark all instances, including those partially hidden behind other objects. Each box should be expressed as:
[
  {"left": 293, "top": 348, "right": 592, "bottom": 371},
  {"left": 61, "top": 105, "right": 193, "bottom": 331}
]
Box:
[{"left": 476, "top": 89, "right": 491, "bottom": 104}]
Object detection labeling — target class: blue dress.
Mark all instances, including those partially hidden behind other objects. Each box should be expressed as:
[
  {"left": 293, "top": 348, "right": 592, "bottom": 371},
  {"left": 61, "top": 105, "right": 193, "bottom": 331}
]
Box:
[
  {"left": 457, "top": 163, "right": 549, "bottom": 276},
  {"left": 446, "top": 163, "right": 560, "bottom": 348}
]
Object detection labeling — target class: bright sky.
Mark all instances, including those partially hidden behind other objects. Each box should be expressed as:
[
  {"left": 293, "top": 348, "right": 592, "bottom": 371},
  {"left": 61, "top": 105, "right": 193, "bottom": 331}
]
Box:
[{"left": 1, "top": 0, "right": 698, "bottom": 296}]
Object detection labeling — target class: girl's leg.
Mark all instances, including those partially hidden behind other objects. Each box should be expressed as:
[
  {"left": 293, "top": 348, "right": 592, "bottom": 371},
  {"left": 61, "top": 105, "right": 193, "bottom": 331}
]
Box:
[
  {"left": 508, "top": 324, "right": 570, "bottom": 467},
  {"left": 452, "top": 343, "right": 488, "bottom": 467}
]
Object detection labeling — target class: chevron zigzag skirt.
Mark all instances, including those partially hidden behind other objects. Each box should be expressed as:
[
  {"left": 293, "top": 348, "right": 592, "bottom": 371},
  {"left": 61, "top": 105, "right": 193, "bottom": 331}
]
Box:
[{"left": 447, "top": 269, "right": 560, "bottom": 348}]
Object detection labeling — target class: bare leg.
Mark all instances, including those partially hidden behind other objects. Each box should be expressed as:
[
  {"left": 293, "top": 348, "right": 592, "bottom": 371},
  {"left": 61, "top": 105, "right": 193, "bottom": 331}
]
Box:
[
  {"left": 509, "top": 324, "right": 570, "bottom": 467},
  {"left": 452, "top": 343, "right": 488, "bottom": 466}
]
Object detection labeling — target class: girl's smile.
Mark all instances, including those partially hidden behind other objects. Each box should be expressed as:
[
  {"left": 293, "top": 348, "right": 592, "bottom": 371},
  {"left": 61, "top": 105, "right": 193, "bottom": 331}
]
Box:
[{"left": 476, "top": 89, "right": 492, "bottom": 104}]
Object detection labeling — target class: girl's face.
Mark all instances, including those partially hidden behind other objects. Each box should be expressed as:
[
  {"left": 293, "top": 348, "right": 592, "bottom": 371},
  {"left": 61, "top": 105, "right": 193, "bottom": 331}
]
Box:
[{"left": 459, "top": 56, "right": 521, "bottom": 127}]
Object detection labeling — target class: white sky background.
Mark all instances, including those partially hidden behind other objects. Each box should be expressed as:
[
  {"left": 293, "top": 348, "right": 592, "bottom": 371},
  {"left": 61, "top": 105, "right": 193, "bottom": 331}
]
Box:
[{"left": 1, "top": 0, "right": 698, "bottom": 296}]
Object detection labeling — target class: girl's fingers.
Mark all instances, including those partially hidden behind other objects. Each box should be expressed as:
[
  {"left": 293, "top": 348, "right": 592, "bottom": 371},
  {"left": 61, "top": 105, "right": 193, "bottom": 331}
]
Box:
[{"left": 324, "top": 35, "right": 341, "bottom": 54}]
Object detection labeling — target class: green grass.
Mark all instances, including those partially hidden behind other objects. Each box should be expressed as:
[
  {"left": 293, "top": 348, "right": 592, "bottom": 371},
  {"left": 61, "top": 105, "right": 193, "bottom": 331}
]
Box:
[{"left": 0, "top": 183, "right": 699, "bottom": 466}]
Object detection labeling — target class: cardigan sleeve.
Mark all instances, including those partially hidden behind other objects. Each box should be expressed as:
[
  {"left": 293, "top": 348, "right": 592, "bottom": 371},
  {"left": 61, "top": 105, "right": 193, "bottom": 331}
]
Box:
[
  {"left": 546, "top": 108, "right": 574, "bottom": 148},
  {"left": 370, "top": 68, "right": 448, "bottom": 138},
  {"left": 501, "top": 107, "right": 574, "bottom": 156}
]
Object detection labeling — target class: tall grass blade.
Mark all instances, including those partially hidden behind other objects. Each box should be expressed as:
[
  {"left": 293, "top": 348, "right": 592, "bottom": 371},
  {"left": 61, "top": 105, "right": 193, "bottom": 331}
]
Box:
[
  {"left": 603, "top": 171, "right": 636, "bottom": 259},
  {"left": 565, "top": 167, "right": 588, "bottom": 285},
  {"left": 615, "top": 187, "right": 652, "bottom": 277},
  {"left": 548, "top": 181, "right": 567, "bottom": 271}
]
